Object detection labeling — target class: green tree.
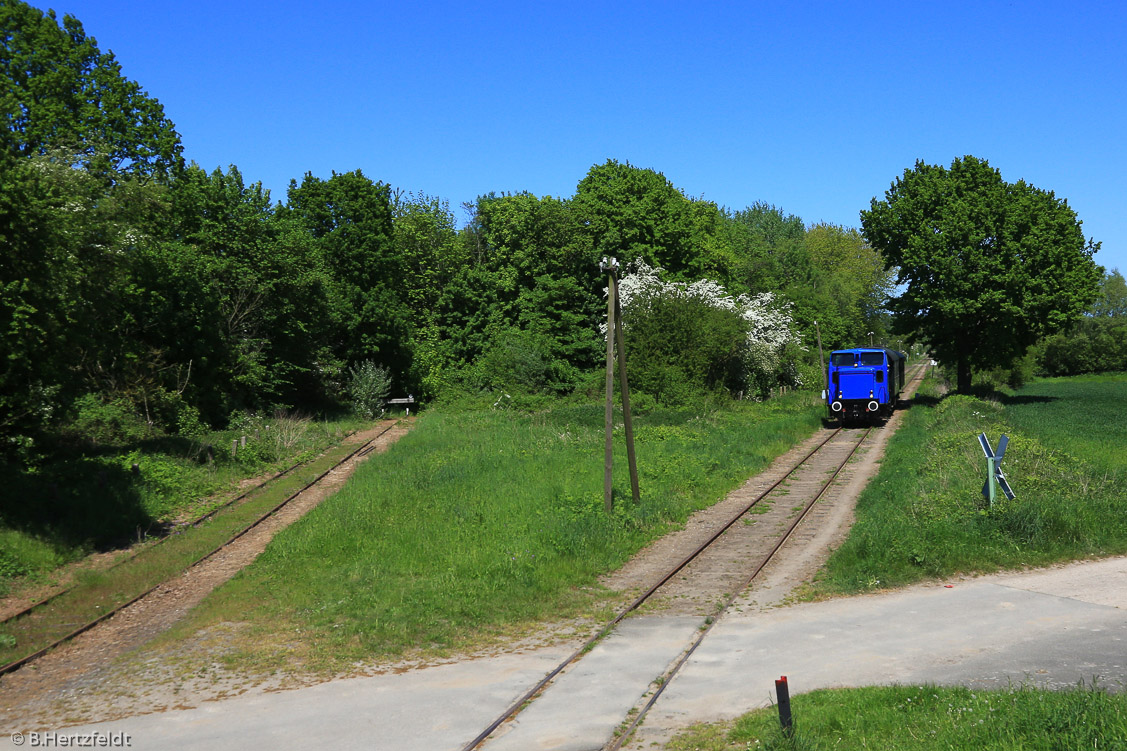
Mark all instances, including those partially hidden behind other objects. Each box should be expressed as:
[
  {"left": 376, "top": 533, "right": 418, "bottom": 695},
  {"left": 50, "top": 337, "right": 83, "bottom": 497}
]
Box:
[
  {"left": 802, "top": 223, "right": 895, "bottom": 348},
  {"left": 861, "top": 156, "right": 1102, "bottom": 392},
  {"left": 429, "top": 191, "right": 599, "bottom": 395},
  {"left": 1091, "top": 268, "right": 1127, "bottom": 318},
  {"left": 284, "top": 171, "right": 412, "bottom": 389},
  {"left": 156, "top": 163, "right": 335, "bottom": 419},
  {"left": 1034, "top": 268, "right": 1127, "bottom": 377},
  {"left": 722, "top": 202, "right": 807, "bottom": 294},
  {"left": 0, "top": 150, "right": 58, "bottom": 455},
  {"left": 572, "top": 160, "right": 697, "bottom": 277},
  {"left": 1, "top": 0, "right": 182, "bottom": 178},
  {"left": 475, "top": 192, "right": 600, "bottom": 367},
  {"left": 391, "top": 190, "right": 464, "bottom": 317}
]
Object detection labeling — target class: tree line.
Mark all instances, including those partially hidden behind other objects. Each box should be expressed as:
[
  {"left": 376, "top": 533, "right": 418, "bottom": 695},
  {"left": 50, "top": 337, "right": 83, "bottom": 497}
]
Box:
[
  {"left": 1, "top": 2, "right": 902, "bottom": 462},
  {"left": 4, "top": 1, "right": 1120, "bottom": 467}
]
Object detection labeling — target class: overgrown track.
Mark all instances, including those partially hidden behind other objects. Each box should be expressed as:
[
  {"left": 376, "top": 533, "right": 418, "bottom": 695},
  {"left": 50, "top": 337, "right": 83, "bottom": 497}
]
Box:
[
  {"left": 465, "top": 361, "right": 929, "bottom": 751},
  {"left": 0, "top": 422, "right": 398, "bottom": 678},
  {"left": 0, "top": 454, "right": 315, "bottom": 627}
]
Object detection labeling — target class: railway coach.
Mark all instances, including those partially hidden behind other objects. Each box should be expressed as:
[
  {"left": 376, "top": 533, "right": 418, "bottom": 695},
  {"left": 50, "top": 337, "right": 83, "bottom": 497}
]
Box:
[{"left": 825, "top": 348, "right": 907, "bottom": 424}]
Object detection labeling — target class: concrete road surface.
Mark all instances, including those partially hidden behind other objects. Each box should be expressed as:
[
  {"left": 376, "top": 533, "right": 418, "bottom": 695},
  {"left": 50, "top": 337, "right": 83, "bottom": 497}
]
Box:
[{"left": 3, "top": 557, "right": 1124, "bottom": 751}]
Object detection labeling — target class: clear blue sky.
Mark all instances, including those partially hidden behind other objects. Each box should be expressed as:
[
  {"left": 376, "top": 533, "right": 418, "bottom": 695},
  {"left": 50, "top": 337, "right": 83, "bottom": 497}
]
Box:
[{"left": 53, "top": 0, "right": 1126, "bottom": 274}]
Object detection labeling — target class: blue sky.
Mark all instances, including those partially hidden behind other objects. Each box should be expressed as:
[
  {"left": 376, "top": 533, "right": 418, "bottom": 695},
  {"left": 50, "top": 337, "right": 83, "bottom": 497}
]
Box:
[{"left": 54, "top": 0, "right": 1126, "bottom": 274}]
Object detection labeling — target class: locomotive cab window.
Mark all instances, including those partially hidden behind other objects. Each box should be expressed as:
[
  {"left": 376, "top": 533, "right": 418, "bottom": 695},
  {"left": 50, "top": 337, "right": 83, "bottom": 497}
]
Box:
[
  {"left": 859, "top": 352, "right": 884, "bottom": 366},
  {"left": 831, "top": 353, "right": 855, "bottom": 366}
]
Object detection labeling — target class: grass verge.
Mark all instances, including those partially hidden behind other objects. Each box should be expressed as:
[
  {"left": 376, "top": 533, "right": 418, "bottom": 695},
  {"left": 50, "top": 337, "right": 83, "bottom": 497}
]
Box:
[
  {"left": 806, "top": 372, "right": 1127, "bottom": 594},
  {"left": 667, "top": 683, "right": 1127, "bottom": 750},
  {"left": 158, "top": 393, "right": 826, "bottom": 672},
  {"left": 0, "top": 428, "right": 380, "bottom": 667}
]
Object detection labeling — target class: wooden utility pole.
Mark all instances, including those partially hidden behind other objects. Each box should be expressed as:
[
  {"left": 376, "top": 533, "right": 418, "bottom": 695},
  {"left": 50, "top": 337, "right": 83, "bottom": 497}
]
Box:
[
  {"left": 601, "top": 257, "right": 640, "bottom": 512},
  {"left": 814, "top": 320, "right": 826, "bottom": 394}
]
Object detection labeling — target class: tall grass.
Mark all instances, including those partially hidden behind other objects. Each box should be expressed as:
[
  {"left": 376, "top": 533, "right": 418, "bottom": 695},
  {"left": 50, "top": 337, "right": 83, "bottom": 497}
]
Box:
[
  {"left": 813, "top": 373, "right": 1127, "bottom": 594},
  {"left": 177, "top": 395, "right": 825, "bottom": 665},
  {"left": 668, "top": 683, "right": 1127, "bottom": 750}
]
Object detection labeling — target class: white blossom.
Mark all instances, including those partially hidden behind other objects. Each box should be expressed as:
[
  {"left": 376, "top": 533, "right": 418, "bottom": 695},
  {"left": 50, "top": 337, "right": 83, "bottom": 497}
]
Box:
[{"left": 607, "top": 260, "right": 805, "bottom": 391}]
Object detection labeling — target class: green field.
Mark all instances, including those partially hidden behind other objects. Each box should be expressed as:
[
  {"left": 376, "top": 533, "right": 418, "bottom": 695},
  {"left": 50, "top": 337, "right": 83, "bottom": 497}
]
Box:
[
  {"left": 805, "top": 372, "right": 1127, "bottom": 595},
  {"left": 161, "top": 394, "right": 825, "bottom": 668},
  {"left": 1003, "top": 374, "right": 1127, "bottom": 474}
]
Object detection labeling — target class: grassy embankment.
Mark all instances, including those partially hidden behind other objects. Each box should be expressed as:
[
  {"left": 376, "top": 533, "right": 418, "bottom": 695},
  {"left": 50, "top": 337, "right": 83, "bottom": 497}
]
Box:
[
  {"left": 669, "top": 372, "right": 1127, "bottom": 750},
  {"left": 0, "top": 414, "right": 368, "bottom": 594},
  {"left": 158, "top": 393, "right": 826, "bottom": 671},
  {"left": 0, "top": 416, "right": 376, "bottom": 663},
  {"left": 810, "top": 372, "right": 1127, "bottom": 593}
]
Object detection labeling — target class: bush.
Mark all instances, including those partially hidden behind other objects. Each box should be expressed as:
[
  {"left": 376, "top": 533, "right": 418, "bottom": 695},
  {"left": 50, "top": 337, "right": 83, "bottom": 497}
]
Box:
[
  {"left": 465, "top": 328, "right": 580, "bottom": 396},
  {"left": 617, "top": 261, "right": 804, "bottom": 405},
  {"left": 1034, "top": 318, "right": 1127, "bottom": 377},
  {"left": 349, "top": 361, "right": 392, "bottom": 419},
  {"left": 66, "top": 393, "right": 151, "bottom": 445}
]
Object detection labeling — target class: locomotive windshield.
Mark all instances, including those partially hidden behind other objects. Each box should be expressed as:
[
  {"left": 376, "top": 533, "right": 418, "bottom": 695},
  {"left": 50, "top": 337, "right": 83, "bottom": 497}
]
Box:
[
  {"left": 859, "top": 352, "right": 885, "bottom": 366},
  {"left": 831, "top": 352, "right": 855, "bottom": 366}
]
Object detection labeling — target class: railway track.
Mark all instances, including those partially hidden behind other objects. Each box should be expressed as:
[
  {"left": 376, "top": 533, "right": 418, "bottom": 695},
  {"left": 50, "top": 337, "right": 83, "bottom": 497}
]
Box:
[
  {"left": 0, "top": 421, "right": 400, "bottom": 678},
  {"left": 466, "top": 361, "right": 929, "bottom": 750}
]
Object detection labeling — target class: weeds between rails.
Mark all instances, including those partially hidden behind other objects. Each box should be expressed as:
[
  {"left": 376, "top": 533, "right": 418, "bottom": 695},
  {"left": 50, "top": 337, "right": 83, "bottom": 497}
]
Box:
[{"left": 0, "top": 424, "right": 394, "bottom": 676}]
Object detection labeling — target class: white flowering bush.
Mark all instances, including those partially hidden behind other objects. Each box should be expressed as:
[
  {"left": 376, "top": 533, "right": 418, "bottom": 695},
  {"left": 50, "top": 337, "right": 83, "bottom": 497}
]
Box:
[{"left": 610, "top": 260, "right": 804, "bottom": 402}]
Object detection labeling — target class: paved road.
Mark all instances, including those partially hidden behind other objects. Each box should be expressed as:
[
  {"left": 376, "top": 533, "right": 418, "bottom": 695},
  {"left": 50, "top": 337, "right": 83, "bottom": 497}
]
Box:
[{"left": 3, "top": 557, "right": 1124, "bottom": 751}]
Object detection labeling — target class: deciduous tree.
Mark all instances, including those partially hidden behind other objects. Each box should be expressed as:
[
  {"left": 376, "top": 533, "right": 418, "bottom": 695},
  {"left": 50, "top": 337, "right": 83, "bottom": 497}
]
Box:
[
  {"left": 861, "top": 156, "right": 1102, "bottom": 392},
  {"left": 1, "top": 0, "right": 182, "bottom": 178}
]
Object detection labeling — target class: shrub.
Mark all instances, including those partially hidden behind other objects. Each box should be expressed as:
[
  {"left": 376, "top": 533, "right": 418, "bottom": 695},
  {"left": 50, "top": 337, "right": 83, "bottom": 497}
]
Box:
[
  {"left": 66, "top": 393, "right": 151, "bottom": 445},
  {"left": 465, "top": 327, "right": 581, "bottom": 396},
  {"left": 616, "top": 261, "right": 804, "bottom": 404},
  {"left": 349, "top": 361, "right": 392, "bottom": 419}
]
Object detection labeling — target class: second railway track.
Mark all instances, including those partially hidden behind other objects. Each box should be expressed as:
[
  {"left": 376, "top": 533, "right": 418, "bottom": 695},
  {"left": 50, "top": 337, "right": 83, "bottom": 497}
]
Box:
[{"left": 0, "top": 419, "right": 405, "bottom": 679}]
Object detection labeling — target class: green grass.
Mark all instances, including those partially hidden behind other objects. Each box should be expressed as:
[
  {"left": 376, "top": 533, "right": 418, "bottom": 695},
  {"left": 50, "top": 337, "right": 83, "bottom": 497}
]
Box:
[
  {"left": 0, "top": 414, "right": 367, "bottom": 594},
  {"left": 809, "top": 372, "right": 1127, "bottom": 595},
  {"left": 0, "top": 435, "right": 380, "bottom": 668},
  {"left": 168, "top": 393, "right": 826, "bottom": 669},
  {"left": 1003, "top": 373, "right": 1127, "bottom": 474},
  {"left": 668, "top": 684, "right": 1127, "bottom": 750}
]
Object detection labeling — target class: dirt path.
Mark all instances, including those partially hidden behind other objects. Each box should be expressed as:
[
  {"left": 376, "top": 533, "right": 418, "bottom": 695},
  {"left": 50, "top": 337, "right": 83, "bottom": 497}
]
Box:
[{"left": 0, "top": 420, "right": 410, "bottom": 731}]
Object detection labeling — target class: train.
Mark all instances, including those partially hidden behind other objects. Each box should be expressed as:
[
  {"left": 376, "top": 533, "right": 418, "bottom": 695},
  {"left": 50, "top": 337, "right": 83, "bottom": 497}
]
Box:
[{"left": 824, "top": 347, "right": 907, "bottom": 424}]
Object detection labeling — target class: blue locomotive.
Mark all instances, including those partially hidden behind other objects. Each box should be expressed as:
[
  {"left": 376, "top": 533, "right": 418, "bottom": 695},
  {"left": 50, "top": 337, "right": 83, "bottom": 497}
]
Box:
[{"left": 825, "top": 348, "right": 907, "bottom": 423}]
